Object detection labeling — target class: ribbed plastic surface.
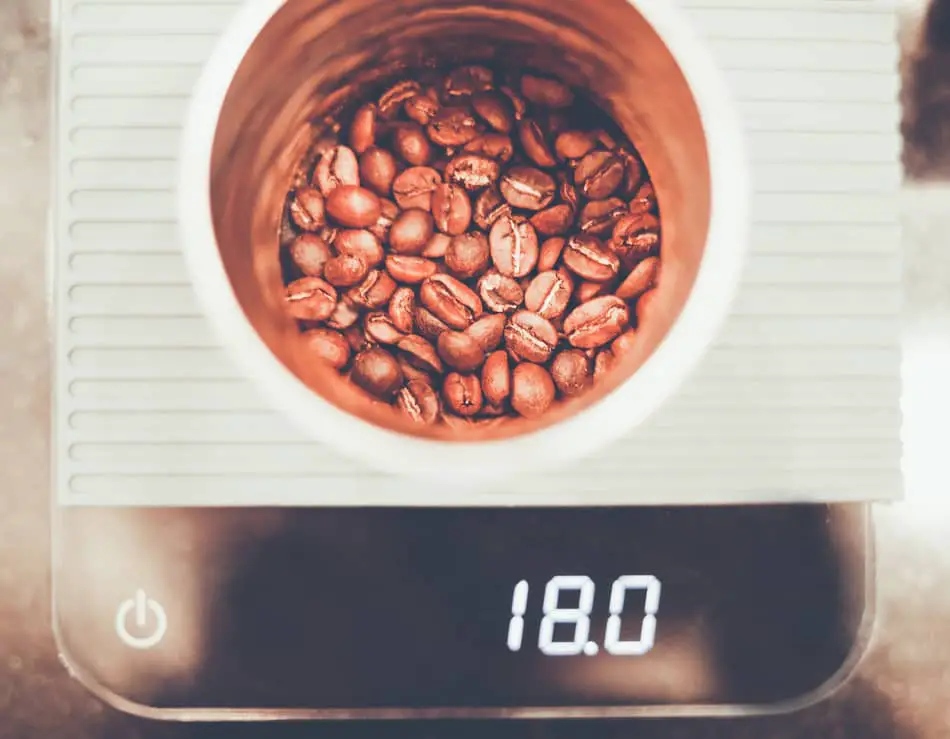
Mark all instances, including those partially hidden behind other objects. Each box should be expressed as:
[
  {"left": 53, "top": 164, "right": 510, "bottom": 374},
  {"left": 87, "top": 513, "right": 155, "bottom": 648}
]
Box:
[{"left": 53, "top": 0, "right": 904, "bottom": 506}]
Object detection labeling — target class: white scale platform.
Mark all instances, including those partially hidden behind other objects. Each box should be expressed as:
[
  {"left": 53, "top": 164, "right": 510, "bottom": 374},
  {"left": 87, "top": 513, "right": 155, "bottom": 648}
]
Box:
[{"left": 52, "top": 0, "right": 904, "bottom": 507}]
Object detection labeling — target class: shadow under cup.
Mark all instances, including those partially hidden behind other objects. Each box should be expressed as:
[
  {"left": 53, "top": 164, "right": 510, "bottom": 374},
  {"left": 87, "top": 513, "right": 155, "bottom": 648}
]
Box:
[{"left": 208, "top": 0, "right": 712, "bottom": 442}]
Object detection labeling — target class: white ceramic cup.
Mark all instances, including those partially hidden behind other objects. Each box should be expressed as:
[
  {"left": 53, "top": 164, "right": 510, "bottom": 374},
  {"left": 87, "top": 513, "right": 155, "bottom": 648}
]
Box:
[{"left": 178, "top": 0, "right": 750, "bottom": 488}]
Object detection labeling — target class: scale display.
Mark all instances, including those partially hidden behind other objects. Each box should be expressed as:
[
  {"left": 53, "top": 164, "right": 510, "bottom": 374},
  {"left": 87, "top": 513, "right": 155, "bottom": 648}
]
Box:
[{"left": 54, "top": 504, "right": 870, "bottom": 718}]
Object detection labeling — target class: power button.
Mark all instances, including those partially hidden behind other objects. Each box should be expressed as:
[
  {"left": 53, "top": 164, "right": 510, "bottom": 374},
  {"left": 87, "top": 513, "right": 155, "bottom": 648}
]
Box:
[{"left": 115, "top": 589, "right": 168, "bottom": 650}]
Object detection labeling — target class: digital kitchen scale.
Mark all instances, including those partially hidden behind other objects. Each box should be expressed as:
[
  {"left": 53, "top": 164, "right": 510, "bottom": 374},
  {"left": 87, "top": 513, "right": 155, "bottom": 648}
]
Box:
[{"left": 50, "top": 0, "right": 902, "bottom": 720}]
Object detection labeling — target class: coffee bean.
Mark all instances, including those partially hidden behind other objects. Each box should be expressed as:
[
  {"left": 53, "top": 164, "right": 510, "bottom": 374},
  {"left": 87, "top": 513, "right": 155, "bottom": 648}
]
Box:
[
  {"left": 290, "top": 233, "right": 332, "bottom": 277},
  {"left": 616, "top": 256, "right": 660, "bottom": 301},
  {"left": 592, "top": 349, "right": 615, "bottom": 382},
  {"left": 611, "top": 329, "right": 638, "bottom": 358},
  {"left": 389, "top": 287, "right": 416, "bottom": 333},
  {"left": 481, "top": 351, "right": 511, "bottom": 406},
  {"left": 379, "top": 80, "right": 422, "bottom": 120},
  {"left": 443, "top": 373, "right": 484, "bottom": 417},
  {"left": 347, "top": 269, "right": 397, "bottom": 309},
  {"left": 335, "top": 229, "right": 384, "bottom": 267},
  {"left": 289, "top": 187, "right": 327, "bottom": 231},
  {"left": 327, "top": 298, "right": 361, "bottom": 330},
  {"left": 474, "top": 187, "right": 512, "bottom": 231},
  {"left": 555, "top": 130, "right": 597, "bottom": 161},
  {"left": 629, "top": 181, "right": 658, "bottom": 215},
  {"left": 389, "top": 209, "right": 435, "bottom": 255},
  {"left": 551, "top": 350, "right": 591, "bottom": 397},
  {"left": 594, "top": 128, "right": 619, "bottom": 150},
  {"left": 365, "top": 312, "right": 406, "bottom": 344},
  {"left": 315, "top": 145, "right": 360, "bottom": 196},
  {"left": 326, "top": 186, "right": 382, "bottom": 228},
  {"left": 472, "top": 91, "right": 514, "bottom": 133},
  {"left": 422, "top": 232, "right": 452, "bottom": 259},
  {"left": 286, "top": 277, "right": 338, "bottom": 321},
  {"left": 580, "top": 198, "right": 628, "bottom": 236},
  {"left": 564, "top": 295, "right": 629, "bottom": 349},
  {"left": 466, "top": 313, "right": 507, "bottom": 353},
  {"left": 575, "top": 150, "right": 625, "bottom": 200},
  {"left": 405, "top": 93, "right": 441, "bottom": 125},
  {"left": 323, "top": 254, "right": 369, "bottom": 288},
  {"left": 505, "top": 310, "right": 558, "bottom": 364},
  {"left": 635, "top": 289, "right": 658, "bottom": 326},
  {"left": 464, "top": 133, "right": 515, "bottom": 163},
  {"left": 611, "top": 211, "right": 661, "bottom": 265},
  {"left": 398, "top": 357, "right": 431, "bottom": 384},
  {"left": 386, "top": 255, "right": 438, "bottom": 284},
  {"left": 369, "top": 198, "right": 399, "bottom": 242},
  {"left": 345, "top": 323, "right": 372, "bottom": 353},
  {"left": 563, "top": 234, "right": 620, "bottom": 282},
  {"left": 360, "top": 147, "right": 398, "bottom": 197},
  {"left": 500, "top": 166, "right": 556, "bottom": 211},
  {"left": 438, "top": 331, "right": 486, "bottom": 372},
  {"left": 559, "top": 174, "right": 579, "bottom": 209},
  {"left": 499, "top": 85, "right": 528, "bottom": 120},
  {"left": 397, "top": 380, "right": 441, "bottom": 425},
  {"left": 617, "top": 148, "right": 645, "bottom": 197},
  {"left": 519, "top": 119, "right": 557, "bottom": 168},
  {"left": 490, "top": 215, "right": 539, "bottom": 278},
  {"left": 444, "top": 65, "right": 494, "bottom": 100},
  {"left": 520, "top": 74, "right": 574, "bottom": 109},
  {"left": 525, "top": 270, "right": 573, "bottom": 320},
  {"left": 302, "top": 328, "right": 351, "bottom": 370},
  {"left": 350, "top": 103, "right": 377, "bottom": 154},
  {"left": 428, "top": 107, "right": 481, "bottom": 147},
  {"left": 352, "top": 347, "right": 404, "bottom": 399},
  {"left": 537, "top": 237, "right": 567, "bottom": 272},
  {"left": 397, "top": 334, "right": 443, "bottom": 374},
  {"left": 575, "top": 279, "right": 616, "bottom": 303},
  {"left": 511, "top": 363, "right": 556, "bottom": 418},
  {"left": 414, "top": 306, "right": 450, "bottom": 340},
  {"left": 394, "top": 123, "right": 433, "bottom": 165},
  {"left": 478, "top": 270, "right": 525, "bottom": 313},
  {"left": 392, "top": 166, "right": 442, "bottom": 211},
  {"left": 445, "top": 232, "right": 490, "bottom": 279},
  {"left": 431, "top": 183, "right": 473, "bottom": 235},
  {"left": 419, "top": 274, "right": 483, "bottom": 329},
  {"left": 446, "top": 154, "right": 501, "bottom": 191},
  {"left": 530, "top": 204, "right": 575, "bottom": 236}
]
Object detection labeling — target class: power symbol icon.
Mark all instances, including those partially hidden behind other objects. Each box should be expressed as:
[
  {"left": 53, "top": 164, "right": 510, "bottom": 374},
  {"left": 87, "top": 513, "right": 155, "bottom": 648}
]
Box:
[{"left": 115, "top": 589, "right": 168, "bottom": 650}]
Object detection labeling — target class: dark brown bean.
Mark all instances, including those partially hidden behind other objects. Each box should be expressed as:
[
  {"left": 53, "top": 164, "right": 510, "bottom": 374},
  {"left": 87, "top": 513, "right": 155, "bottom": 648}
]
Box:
[
  {"left": 302, "top": 328, "right": 351, "bottom": 370},
  {"left": 290, "top": 233, "right": 332, "bottom": 277},
  {"left": 345, "top": 323, "right": 372, "bottom": 353},
  {"left": 490, "top": 215, "right": 540, "bottom": 278},
  {"left": 335, "top": 229, "right": 384, "bottom": 267},
  {"left": 473, "top": 187, "right": 512, "bottom": 231},
  {"left": 397, "top": 380, "right": 441, "bottom": 425},
  {"left": 564, "top": 295, "right": 629, "bottom": 349},
  {"left": 444, "top": 65, "right": 494, "bottom": 100},
  {"left": 575, "top": 150, "right": 625, "bottom": 200},
  {"left": 446, "top": 154, "right": 502, "bottom": 191},
  {"left": 398, "top": 357, "right": 432, "bottom": 385},
  {"left": 352, "top": 347, "right": 404, "bottom": 400},
  {"left": 537, "top": 237, "right": 567, "bottom": 272},
  {"left": 422, "top": 232, "right": 452, "bottom": 259},
  {"left": 389, "top": 209, "right": 435, "bottom": 255},
  {"left": 378, "top": 80, "right": 422, "bottom": 120},
  {"left": 389, "top": 287, "right": 416, "bottom": 333},
  {"left": 580, "top": 198, "right": 628, "bottom": 236},
  {"left": 481, "top": 351, "right": 511, "bottom": 407},
  {"left": 431, "top": 183, "right": 473, "bottom": 235},
  {"left": 559, "top": 174, "right": 579, "bottom": 210},
  {"left": 511, "top": 363, "right": 556, "bottom": 418},
  {"left": 524, "top": 270, "right": 573, "bottom": 320},
  {"left": 405, "top": 93, "right": 441, "bottom": 125},
  {"left": 520, "top": 74, "right": 574, "bottom": 109},
  {"left": 519, "top": 119, "right": 557, "bottom": 168},
  {"left": 463, "top": 133, "right": 514, "bottom": 163},
  {"left": 563, "top": 234, "right": 621, "bottom": 282},
  {"left": 360, "top": 147, "right": 398, "bottom": 197},
  {"left": 285, "top": 277, "right": 338, "bottom": 321},
  {"left": 611, "top": 211, "right": 661, "bottom": 266},
  {"left": 347, "top": 269, "right": 397, "bottom": 309},
  {"left": 617, "top": 148, "right": 645, "bottom": 197},
  {"left": 477, "top": 270, "right": 524, "bottom": 314},
  {"left": 326, "top": 186, "right": 382, "bottom": 228},
  {"left": 629, "top": 181, "right": 658, "bottom": 215},
  {"left": 327, "top": 298, "right": 361, "bottom": 330},
  {"left": 414, "top": 306, "right": 450, "bottom": 340},
  {"left": 323, "top": 254, "right": 369, "bottom": 288},
  {"left": 442, "top": 373, "right": 483, "bottom": 417},
  {"left": 394, "top": 123, "right": 433, "bottom": 165},
  {"left": 616, "top": 256, "right": 660, "bottom": 301},
  {"left": 530, "top": 204, "right": 574, "bottom": 237},
  {"left": 419, "top": 274, "right": 483, "bottom": 330},
  {"left": 438, "top": 331, "right": 486, "bottom": 372},
  {"left": 445, "top": 232, "right": 490, "bottom": 279},
  {"left": 315, "top": 145, "right": 360, "bottom": 196},
  {"left": 499, "top": 166, "right": 556, "bottom": 211},
  {"left": 397, "top": 334, "right": 443, "bottom": 374},
  {"left": 428, "top": 107, "right": 481, "bottom": 147},
  {"left": 575, "top": 278, "right": 617, "bottom": 303},
  {"left": 385, "top": 255, "right": 438, "bottom": 284},
  {"left": 472, "top": 91, "right": 514, "bottom": 133},
  {"left": 499, "top": 85, "right": 528, "bottom": 120},
  {"left": 392, "top": 166, "right": 442, "bottom": 211},
  {"left": 466, "top": 313, "right": 507, "bottom": 353},
  {"left": 554, "top": 130, "right": 597, "bottom": 161},
  {"left": 349, "top": 103, "right": 377, "bottom": 154},
  {"left": 551, "top": 350, "right": 591, "bottom": 397},
  {"left": 289, "top": 187, "right": 326, "bottom": 231},
  {"left": 365, "top": 312, "right": 406, "bottom": 344},
  {"left": 505, "top": 310, "right": 558, "bottom": 364}
]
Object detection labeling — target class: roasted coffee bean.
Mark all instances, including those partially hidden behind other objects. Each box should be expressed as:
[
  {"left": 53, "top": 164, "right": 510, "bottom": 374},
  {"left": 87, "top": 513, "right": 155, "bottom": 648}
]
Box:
[
  {"left": 629, "top": 181, "right": 658, "bottom": 215},
  {"left": 611, "top": 329, "right": 638, "bottom": 358},
  {"left": 397, "top": 380, "right": 441, "bottom": 425},
  {"left": 327, "top": 298, "right": 361, "bottom": 330},
  {"left": 415, "top": 306, "right": 450, "bottom": 340},
  {"left": 289, "top": 187, "right": 327, "bottom": 231},
  {"left": 524, "top": 270, "right": 573, "bottom": 320},
  {"left": 443, "top": 373, "right": 483, "bottom": 417},
  {"left": 575, "top": 150, "right": 625, "bottom": 200},
  {"left": 350, "top": 103, "right": 377, "bottom": 154},
  {"left": 369, "top": 198, "right": 399, "bottom": 242},
  {"left": 537, "top": 237, "right": 566, "bottom": 272},
  {"left": 386, "top": 255, "right": 438, "bottom": 284},
  {"left": 511, "top": 363, "right": 556, "bottom": 418},
  {"left": 636, "top": 289, "right": 658, "bottom": 326},
  {"left": 352, "top": 347, "right": 404, "bottom": 399},
  {"left": 466, "top": 313, "right": 507, "bottom": 353},
  {"left": 302, "top": 328, "right": 351, "bottom": 370},
  {"left": 478, "top": 270, "right": 525, "bottom": 313},
  {"left": 324, "top": 254, "right": 369, "bottom": 288},
  {"left": 500, "top": 166, "right": 556, "bottom": 211},
  {"left": 610, "top": 212, "right": 661, "bottom": 268},
  {"left": 520, "top": 74, "right": 574, "bottom": 109},
  {"left": 472, "top": 91, "right": 514, "bottom": 133},
  {"left": 616, "top": 256, "right": 660, "bottom": 301},
  {"left": 474, "top": 187, "right": 512, "bottom": 231},
  {"left": 389, "top": 287, "right": 416, "bottom": 333},
  {"left": 399, "top": 358, "right": 433, "bottom": 386},
  {"left": 365, "top": 312, "right": 406, "bottom": 344},
  {"left": 593, "top": 349, "right": 616, "bottom": 382},
  {"left": 519, "top": 119, "right": 557, "bottom": 168},
  {"left": 397, "top": 334, "right": 443, "bottom": 374},
  {"left": 446, "top": 154, "right": 501, "bottom": 191},
  {"left": 389, "top": 209, "right": 435, "bottom": 255},
  {"left": 326, "top": 186, "right": 382, "bottom": 228},
  {"left": 563, "top": 234, "right": 621, "bottom": 282},
  {"left": 315, "top": 145, "right": 360, "bottom": 196},
  {"left": 360, "top": 147, "right": 398, "bottom": 197},
  {"left": 490, "top": 215, "right": 540, "bottom": 278},
  {"left": 335, "top": 229, "right": 384, "bottom": 267},
  {"left": 575, "top": 279, "right": 616, "bottom": 303},
  {"left": 481, "top": 351, "right": 511, "bottom": 406},
  {"left": 405, "top": 93, "right": 441, "bottom": 125},
  {"left": 431, "top": 183, "right": 473, "bottom": 235},
  {"left": 290, "top": 233, "right": 332, "bottom": 277},
  {"left": 345, "top": 323, "right": 372, "bottom": 353},
  {"left": 444, "top": 65, "right": 494, "bottom": 100},
  {"left": 530, "top": 204, "right": 574, "bottom": 237},
  {"left": 428, "top": 107, "right": 481, "bottom": 147},
  {"left": 438, "top": 331, "right": 486, "bottom": 372},
  {"left": 559, "top": 175, "right": 579, "bottom": 210},
  {"left": 555, "top": 130, "right": 597, "bottom": 161},
  {"left": 379, "top": 80, "right": 422, "bottom": 120},
  {"left": 505, "top": 310, "right": 558, "bottom": 364},
  {"left": 499, "top": 85, "right": 528, "bottom": 120},
  {"left": 347, "top": 269, "right": 397, "bottom": 309},
  {"left": 286, "top": 277, "right": 338, "bottom": 322},
  {"left": 419, "top": 274, "right": 483, "bottom": 330},
  {"left": 551, "top": 349, "right": 590, "bottom": 397},
  {"left": 422, "top": 232, "right": 452, "bottom": 259},
  {"left": 580, "top": 198, "right": 628, "bottom": 236},
  {"left": 445, "top": 232, "right": 490, "bottom": 279},
  {"left": 564, "top": 295, "right": 629, "bottom": 349},
  {"left": 617, "top": 148, "right": 645, "bottom": 197},
  {"left": 392, "top": 166, "right": 442, "bottom": 211},
  {"left": 394, "top": 123, "right": 433, "bottom": 165},
  {"left": 463, "top": 133, "right": 515, "bottom": 163}
]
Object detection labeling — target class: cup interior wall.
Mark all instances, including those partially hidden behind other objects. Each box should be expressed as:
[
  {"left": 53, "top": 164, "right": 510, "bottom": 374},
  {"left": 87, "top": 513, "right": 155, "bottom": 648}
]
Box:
[{"left": 209, "top": 0, "right": 712, "bottom": 441}]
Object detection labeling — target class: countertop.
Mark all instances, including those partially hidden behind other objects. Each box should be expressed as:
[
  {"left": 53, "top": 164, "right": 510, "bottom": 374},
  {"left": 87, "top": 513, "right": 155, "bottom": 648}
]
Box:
[{"left": 3, "top": 0, "right": 950, "bottom": 736}]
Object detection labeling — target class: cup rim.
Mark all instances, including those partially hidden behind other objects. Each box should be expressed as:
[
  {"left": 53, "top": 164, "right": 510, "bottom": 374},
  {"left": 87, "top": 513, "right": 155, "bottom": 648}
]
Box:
[{"left": 178, "top": 0, "right": 750, "bottom": 484}]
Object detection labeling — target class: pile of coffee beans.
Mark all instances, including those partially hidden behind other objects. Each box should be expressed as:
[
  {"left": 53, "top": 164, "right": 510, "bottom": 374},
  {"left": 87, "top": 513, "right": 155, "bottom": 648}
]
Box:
[{"left": 281, "top": 65, "right": 661, "bottom": 429}]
